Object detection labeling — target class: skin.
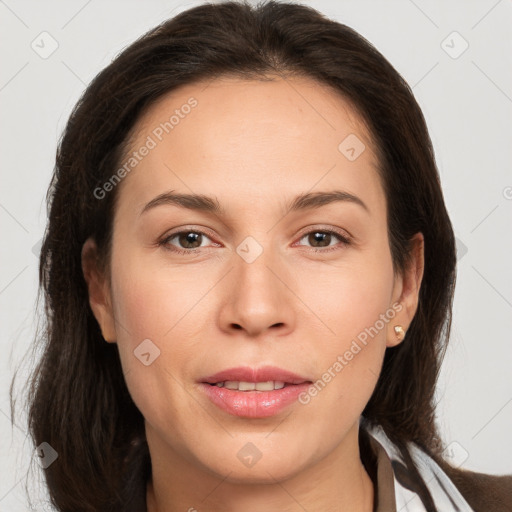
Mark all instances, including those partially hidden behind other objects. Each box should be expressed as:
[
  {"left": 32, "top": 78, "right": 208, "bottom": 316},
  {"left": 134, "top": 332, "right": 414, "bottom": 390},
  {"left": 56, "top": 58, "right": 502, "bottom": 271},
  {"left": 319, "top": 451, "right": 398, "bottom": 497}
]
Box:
[{"left": 82, "top": 75, "right": 424, "bottom": 512}]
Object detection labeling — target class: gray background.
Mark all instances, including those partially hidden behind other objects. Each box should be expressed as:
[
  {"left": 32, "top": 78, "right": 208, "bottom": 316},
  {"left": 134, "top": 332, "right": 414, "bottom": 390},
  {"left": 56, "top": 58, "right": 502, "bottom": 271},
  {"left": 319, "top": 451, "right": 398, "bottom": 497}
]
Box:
[{"left": 1, "top": 0, "right": 511, "bottom": 509}]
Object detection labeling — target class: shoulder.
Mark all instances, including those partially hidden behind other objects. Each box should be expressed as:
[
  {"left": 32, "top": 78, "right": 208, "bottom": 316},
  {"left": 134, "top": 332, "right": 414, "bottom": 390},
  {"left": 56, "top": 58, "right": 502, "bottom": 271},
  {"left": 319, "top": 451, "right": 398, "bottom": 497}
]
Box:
[
  {"left": 436, "top": 460, "right": 512, "bottom": 512},
  {"left": 361, "top": 420, "right": 512, "bottom": 511}
]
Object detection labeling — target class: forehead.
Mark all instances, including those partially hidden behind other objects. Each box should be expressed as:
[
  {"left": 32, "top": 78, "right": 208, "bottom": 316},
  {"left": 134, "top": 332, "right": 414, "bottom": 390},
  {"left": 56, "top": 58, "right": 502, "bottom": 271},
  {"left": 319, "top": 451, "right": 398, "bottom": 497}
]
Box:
[{"left": 114, "top": 75, "right": 383, "bottom": 219}]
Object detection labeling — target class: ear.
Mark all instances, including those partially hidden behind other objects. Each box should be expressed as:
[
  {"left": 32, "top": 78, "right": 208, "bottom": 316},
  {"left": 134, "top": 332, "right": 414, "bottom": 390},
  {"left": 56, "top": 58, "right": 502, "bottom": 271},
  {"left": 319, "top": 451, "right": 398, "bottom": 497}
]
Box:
[
  {"left": 81, "top": 237, "right": 117, "bottom": 343},
  {"left": 387, "top": 232, "right": 424, "bottom": 347}
]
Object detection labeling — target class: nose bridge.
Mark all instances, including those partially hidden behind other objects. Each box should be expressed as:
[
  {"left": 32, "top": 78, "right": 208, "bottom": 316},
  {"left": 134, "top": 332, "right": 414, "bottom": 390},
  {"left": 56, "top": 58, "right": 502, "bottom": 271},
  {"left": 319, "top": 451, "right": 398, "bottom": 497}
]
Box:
[
  {"left": 221, "top": 232, "right": 293, "bottom": 335},
  {"left": 234, "top": 232, "right": 282, "bottom": 304}
]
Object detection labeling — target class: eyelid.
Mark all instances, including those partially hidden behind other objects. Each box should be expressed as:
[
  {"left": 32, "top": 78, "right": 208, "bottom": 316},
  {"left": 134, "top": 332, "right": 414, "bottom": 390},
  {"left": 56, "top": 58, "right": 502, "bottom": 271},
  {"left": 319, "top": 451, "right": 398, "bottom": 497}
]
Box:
[
  {"left": 161, "top": 225, "right": 219, "bottom": 242},
  {"left": 294, "top": 225, "right": 352, "bottom": 243}
]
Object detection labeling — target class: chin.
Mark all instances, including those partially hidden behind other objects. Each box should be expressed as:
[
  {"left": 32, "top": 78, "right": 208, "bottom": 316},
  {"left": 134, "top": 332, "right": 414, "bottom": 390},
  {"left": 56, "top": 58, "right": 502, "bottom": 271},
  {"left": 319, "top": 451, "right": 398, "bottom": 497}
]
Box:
[
  {"left": 199, "top": 450, "right": 307, "bottom": 485},
  {"left": 221, "top": 465, "right": 302, "bottom": 485}
]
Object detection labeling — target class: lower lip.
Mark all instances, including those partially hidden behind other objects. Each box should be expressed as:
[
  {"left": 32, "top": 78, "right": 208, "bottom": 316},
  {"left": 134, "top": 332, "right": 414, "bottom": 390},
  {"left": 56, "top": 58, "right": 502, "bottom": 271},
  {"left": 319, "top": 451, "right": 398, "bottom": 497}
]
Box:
[{"left": 199, "top": 382, "right": 312, "bottom": 418}]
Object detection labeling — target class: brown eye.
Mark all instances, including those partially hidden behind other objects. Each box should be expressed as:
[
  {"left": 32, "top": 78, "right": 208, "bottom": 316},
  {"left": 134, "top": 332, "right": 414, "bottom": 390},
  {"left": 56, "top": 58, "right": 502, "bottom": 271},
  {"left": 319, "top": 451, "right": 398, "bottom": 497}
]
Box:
[
  {"left": 160, "top": 230, "right": 214, "bottom": 254},
  {"left": 176, "top": 231, "right": 203, "bottom": 249},
  {"left": 296, "top": 229, "right": 351, "bottom": 252},
  {"left": 308, "top": 231, "right": 333, "bottom": 247}
]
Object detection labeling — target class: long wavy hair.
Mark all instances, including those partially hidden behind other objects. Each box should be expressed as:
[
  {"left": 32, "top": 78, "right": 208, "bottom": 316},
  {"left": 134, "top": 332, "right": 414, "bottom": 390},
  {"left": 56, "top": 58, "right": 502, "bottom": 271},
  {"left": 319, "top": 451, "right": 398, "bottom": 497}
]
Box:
[{"left": 11, "top": 1, "right": 467, "bottom": 510}]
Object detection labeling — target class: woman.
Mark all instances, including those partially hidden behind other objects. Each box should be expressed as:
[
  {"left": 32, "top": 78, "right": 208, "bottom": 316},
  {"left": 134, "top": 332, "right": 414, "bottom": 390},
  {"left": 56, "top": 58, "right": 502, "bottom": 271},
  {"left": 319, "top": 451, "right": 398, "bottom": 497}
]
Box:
[{"left": 16, "top": 1, "right": 511, "bottom": 510}]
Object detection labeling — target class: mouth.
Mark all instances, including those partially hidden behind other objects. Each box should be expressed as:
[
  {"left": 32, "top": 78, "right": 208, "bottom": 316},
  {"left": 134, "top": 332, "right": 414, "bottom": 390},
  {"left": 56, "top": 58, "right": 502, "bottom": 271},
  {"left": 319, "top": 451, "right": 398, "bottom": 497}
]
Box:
[
  {"left": 207, "top": 380, "right": 291, "bottom": 391},
  {"left": 198, "top": 366, "right": 313, "bottom": 418},
  {"left": 200, "top": 365, "right": 311, "bottom": 386}
]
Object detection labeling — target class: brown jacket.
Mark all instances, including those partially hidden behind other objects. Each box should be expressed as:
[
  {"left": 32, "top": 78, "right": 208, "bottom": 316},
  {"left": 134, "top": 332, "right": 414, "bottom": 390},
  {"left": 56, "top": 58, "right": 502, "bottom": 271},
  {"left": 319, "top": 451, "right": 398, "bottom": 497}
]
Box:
[
  {"left": 439, "top": 461, "right": 512, "bottom": 512},
  {"left": 361, "top": 425, "right": 512, "bottom": 512}
]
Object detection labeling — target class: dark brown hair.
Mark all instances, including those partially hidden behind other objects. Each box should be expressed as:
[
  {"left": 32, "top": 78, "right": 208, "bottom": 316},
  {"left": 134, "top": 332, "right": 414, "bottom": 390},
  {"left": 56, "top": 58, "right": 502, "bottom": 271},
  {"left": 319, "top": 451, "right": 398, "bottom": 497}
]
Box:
[{"left": 11, "top": 1, "right": 474, "bottom": 510}]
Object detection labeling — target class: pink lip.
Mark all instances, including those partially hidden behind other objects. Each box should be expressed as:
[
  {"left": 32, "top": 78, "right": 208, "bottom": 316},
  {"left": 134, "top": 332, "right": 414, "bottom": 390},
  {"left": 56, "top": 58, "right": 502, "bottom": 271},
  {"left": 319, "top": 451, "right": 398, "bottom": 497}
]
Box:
[
  {"left": 198, "top": 366, "right": 313, "bottom": 418},
  {"left": 200, "top": 365, "right": 311, "bottom": 385}
]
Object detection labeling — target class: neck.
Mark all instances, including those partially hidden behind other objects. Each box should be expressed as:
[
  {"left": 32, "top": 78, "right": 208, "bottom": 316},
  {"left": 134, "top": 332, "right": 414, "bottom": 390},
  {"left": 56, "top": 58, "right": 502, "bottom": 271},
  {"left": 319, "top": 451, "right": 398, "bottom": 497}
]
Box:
[{"left": 146, "top": 422, "right": 374, "bottom": 512}]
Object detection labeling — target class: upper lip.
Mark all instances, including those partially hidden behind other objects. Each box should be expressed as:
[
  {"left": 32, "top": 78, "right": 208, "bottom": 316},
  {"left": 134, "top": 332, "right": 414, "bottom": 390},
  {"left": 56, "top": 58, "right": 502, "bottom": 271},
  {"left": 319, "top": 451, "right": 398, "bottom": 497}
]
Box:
[{"left": 200, "top": 366, "right": 312, "bottom": 385}]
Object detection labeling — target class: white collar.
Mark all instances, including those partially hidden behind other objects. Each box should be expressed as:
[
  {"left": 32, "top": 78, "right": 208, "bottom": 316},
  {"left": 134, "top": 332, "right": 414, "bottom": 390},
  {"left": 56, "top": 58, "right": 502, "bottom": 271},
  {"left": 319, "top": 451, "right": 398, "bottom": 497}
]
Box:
[{"left": 363, "top": 420, "right": 474, "bottom": 511}]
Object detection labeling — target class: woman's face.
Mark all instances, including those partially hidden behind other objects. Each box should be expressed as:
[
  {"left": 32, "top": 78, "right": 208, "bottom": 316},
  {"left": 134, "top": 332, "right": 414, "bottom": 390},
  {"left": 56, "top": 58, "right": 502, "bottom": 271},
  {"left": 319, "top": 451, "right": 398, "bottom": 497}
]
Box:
[{"left": 84, "top": 75, "right": 422, "bottom": 483}]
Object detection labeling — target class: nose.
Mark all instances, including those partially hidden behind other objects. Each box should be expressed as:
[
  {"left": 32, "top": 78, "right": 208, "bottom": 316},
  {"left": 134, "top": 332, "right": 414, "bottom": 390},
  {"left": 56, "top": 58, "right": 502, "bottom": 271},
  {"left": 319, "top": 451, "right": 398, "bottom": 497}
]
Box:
[{"left": 218, "top": 240, "right": 295, "bottom": 338}]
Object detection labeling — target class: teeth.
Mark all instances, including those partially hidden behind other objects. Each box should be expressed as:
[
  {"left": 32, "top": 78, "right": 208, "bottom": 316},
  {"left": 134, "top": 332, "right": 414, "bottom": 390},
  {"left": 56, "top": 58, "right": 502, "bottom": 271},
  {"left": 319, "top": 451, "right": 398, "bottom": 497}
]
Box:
[
  {"left": 215, "top": 381, "right": 286, "bottom": 391},
  {"left": 256, "top": 381, "right": 279, "bottom": 391}
]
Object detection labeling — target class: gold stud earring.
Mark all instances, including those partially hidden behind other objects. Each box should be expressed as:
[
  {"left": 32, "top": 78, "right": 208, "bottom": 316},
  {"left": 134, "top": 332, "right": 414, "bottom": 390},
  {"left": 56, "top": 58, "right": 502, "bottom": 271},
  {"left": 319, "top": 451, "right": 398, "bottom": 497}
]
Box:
[{"left": 394, "top": 325, "right": 405, "bottom": 341}]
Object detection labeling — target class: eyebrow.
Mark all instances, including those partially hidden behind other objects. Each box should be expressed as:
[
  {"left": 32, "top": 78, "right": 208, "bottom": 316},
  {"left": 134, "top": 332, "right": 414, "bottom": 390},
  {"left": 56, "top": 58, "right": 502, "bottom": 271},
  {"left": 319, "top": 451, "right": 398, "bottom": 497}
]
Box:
[{"left": 139, "top": 189, "right": 369, "bottom": 217}]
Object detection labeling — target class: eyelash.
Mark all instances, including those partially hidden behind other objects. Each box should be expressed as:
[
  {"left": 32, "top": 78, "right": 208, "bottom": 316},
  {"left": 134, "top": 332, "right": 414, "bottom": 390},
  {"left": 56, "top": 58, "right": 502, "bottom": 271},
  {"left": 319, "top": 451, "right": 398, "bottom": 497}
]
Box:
[{"left": 158, "top": 227, "right": 351, "bottom": 255}]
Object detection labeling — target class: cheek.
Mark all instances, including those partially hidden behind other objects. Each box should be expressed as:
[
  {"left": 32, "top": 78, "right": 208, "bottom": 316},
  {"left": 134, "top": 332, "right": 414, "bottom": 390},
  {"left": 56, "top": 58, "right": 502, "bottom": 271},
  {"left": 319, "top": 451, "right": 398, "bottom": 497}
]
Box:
[
  {"left": 110, "top": 266, "right": 207, "bottom": 378},
  {"left": 107, "top": 251, "right": 212, "bottom": 422},
  {"left": 294, "top": 252, "right": 394, "bottom": 411},
  {"left": 296, "top": 245, "right": 395, "bottom": 344},
  {"left": 109, "top": 250, "right": 210, "bottom": 342}
]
